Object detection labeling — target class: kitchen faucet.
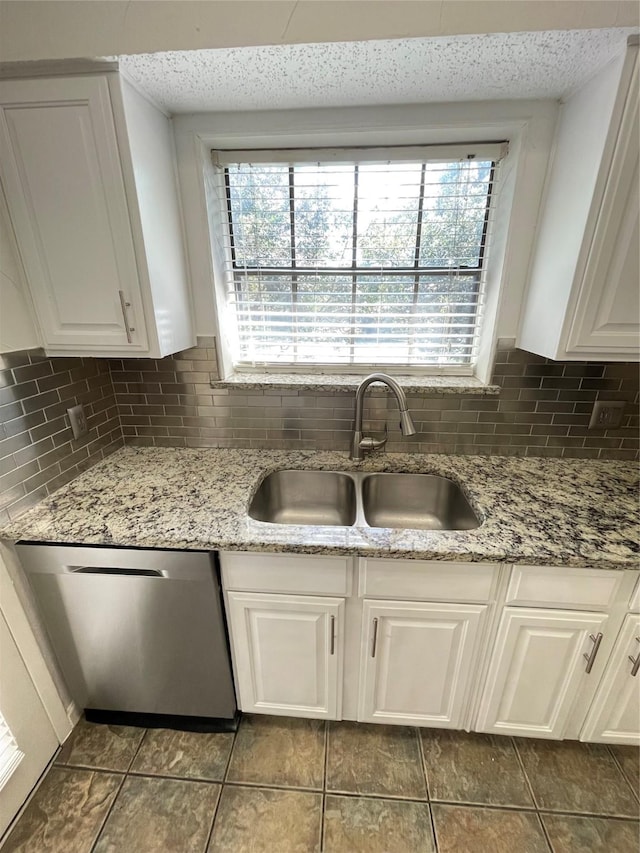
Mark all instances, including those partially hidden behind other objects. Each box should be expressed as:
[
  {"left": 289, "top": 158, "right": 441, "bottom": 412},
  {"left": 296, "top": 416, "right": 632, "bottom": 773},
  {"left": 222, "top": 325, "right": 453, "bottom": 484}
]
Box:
[{"left": 350, "top": 373, "right": 417, "bottom": 461}]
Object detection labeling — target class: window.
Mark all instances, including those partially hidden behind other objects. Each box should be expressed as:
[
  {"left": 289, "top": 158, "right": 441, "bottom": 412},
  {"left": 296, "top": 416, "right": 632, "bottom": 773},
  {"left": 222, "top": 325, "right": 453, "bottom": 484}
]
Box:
[
  {"left": 213, "top": 144, "right": 506, "bottom": 372},
  {"left": 0, "top": 712, "right": 23, "bottom": 791}
]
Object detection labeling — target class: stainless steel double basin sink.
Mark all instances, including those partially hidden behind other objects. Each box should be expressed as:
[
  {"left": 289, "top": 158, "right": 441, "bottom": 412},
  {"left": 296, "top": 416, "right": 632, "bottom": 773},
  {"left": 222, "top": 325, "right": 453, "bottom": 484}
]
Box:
[{"left": 248, "top": 470, "right": 480, "bottom": 531}]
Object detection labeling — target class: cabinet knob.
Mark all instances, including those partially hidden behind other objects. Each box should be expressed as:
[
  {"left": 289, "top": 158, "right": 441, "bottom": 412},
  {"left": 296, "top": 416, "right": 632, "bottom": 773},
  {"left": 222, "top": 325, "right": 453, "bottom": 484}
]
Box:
[{"left": 330, "top": 615, "right": 336, "bottom": 656}]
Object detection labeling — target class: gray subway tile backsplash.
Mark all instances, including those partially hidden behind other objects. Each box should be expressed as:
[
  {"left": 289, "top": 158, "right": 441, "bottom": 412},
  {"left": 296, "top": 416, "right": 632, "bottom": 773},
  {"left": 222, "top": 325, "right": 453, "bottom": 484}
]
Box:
[
  {"left": 0, "top": 350, "right": 123, "bottom": 523},
  {"left": 106, "top": 337, "right": 638, "bottom": 461},
  {"left": 1, "top": 338, "right": 638, "bottom": 518}
]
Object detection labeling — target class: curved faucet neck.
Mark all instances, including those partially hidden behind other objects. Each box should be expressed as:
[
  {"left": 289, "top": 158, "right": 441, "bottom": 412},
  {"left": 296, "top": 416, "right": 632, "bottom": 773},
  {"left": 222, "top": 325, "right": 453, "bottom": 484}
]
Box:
[
  {"left": 354, "top": 373, "right": 409, "bottom": 428},
  {"left": 351, "top": 373, "right": 414, "bottom": 461}
]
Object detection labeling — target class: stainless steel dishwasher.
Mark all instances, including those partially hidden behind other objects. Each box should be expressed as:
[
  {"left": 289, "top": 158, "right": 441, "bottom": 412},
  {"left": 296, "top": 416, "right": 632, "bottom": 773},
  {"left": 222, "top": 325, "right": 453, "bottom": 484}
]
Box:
[{"left": 16, "top": 544, "right": 237, "bottom": 728}]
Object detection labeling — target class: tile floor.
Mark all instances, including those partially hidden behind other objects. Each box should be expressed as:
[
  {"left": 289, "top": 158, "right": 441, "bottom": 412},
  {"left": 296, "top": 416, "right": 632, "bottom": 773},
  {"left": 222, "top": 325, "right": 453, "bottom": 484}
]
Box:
[{"left": 3, "top": 715, "right": 639, "bottom": 852}]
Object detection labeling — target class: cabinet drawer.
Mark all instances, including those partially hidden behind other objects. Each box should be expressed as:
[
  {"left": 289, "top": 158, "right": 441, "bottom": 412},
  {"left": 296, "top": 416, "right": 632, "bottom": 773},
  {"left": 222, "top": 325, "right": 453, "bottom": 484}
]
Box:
[
  {"left": 506, "top": 565, "right": 625, "bottom": 610},
  {"left": 220, "top": 551, "right": 352, "bottom": 596},
  {"left": 630, "top": 577, "right": 640, "bottom": 613},
  {"left": 360, "top": 558, "right": 499, "bottom": 602}
]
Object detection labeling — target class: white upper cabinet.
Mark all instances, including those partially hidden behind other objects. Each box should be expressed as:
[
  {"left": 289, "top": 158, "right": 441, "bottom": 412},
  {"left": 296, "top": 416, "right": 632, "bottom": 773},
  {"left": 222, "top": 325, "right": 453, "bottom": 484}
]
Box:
[
  {"left": 518, "top": 40, "right": 639, "bottom": 362},
  {"left": 0, "top": 72, "right": 194, "bottom": 357}
]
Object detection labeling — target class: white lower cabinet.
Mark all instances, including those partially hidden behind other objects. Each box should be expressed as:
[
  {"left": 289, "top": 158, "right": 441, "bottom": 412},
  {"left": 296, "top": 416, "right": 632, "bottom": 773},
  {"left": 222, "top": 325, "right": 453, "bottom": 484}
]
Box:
[
  {"left": 358, "top": 600, "right": 487, "bottom": 727},
  {"left": 225, "top": 591, "right": 344, "bottom": 720},
  {"left": 580, "top": 614, "right": 640, "bottom": 744},
  {"left": 221, "top": 551, "right": 639, "bottom": 743},
  {"left": 476, "top": 608, "right": 609, "bottom": 739}
]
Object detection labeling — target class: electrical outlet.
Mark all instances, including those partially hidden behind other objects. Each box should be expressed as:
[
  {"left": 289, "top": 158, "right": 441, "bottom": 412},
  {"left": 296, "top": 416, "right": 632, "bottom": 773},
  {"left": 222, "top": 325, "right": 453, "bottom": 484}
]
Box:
[
  {"left": 67, "top": 404, "right": 88, "bottom": 439},
  {"left": 588, "top": 401, "right": 625, "bottom": 430}
]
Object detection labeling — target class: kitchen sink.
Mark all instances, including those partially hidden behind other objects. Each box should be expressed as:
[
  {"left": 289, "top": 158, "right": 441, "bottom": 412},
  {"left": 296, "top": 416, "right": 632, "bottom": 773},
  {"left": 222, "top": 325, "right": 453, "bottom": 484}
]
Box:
[
  {"left": 249, "top": 470, "right": 480, "bottom": 530},
  {"left": 248, "top": 470, "right": 357, "bottom": 526},
  {"left": 361, "top": 473, "right": 480, "bottom": 530}
]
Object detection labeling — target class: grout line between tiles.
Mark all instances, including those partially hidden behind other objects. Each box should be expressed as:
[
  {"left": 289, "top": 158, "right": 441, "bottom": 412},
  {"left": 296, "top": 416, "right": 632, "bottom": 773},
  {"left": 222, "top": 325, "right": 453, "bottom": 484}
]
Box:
[
  {"left": 428, "top": 798, "right": 539, "bottom": 813},
  {"left": 220, "top": 720, "right": 240, "bottom": 783},
  {"left": 126, "top": 769, "right": 230, "bottom": 786},
  {"left": 320, "top": 721, "right": 329, "bottom": 852},
  {"left": 88, "top": 769, "right": 127, "bottom": 853},
  {"left": 218, "top": 778, "right": 324, "bottom": 794},
  {"left": 415, "top": 728, "right": 440, "bottom": 852},
  {"left": 534, "top": 809, "right": 555, "bottom": 853},
  {"left": 202, "top": 781, "right": 224, "bottom": 853},
  {"left": 606, "top": 745, "right": 640, "bottom": 806},
  {"left": 512, "top": 737, "right": 542, "bottom": 811},
  {"left": 415, "top": 726, "right": 431, "bottom": 800},
  {"left": 125, "top": 728, "right": 148, "bottom": 773},
  {"left": 537, "top": 809, "right": 640, "bottom": 823},
  {"left": 222, "top": 716, "right": 242, "bottom": 783},
  {"left": 320, "top": 788, "right": 433, "bottom": 804},
  {"left": 319, "top": 793, "right": 326, "bottom": 853}
]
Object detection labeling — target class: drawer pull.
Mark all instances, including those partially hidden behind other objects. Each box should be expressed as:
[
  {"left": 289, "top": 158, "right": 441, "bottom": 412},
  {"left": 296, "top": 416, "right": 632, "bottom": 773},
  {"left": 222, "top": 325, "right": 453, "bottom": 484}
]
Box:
[
  {"left": 583, "top": 632, "right": 603, "bottom": 674},
  {"left": 628, "top": 637, "right": 640, "bottom": 677},
  {"left": 371, "top": 617, "right": 379, "bottom": 658},
  {"left": 330, "top": 615, "right": 336, "bottom": 656}
]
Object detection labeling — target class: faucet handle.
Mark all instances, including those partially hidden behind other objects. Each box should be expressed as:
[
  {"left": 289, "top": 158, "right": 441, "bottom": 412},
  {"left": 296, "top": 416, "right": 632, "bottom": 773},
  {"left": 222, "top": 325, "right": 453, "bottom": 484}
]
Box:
[{"left": 359, "top": 423, "right": 388, "bottom": 453}]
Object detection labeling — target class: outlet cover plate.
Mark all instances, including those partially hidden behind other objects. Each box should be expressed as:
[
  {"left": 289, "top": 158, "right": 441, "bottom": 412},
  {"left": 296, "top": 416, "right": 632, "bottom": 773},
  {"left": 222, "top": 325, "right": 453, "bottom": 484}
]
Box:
[
  {"left": 67, "top": 404, "right": 88, "bottom": 439},
  {"left": 588, "top": 401, "right": 625, "bottom": 430}
]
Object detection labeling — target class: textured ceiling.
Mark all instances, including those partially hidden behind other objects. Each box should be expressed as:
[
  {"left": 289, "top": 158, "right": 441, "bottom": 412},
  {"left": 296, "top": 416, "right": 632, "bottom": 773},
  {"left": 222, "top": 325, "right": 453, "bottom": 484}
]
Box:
[{"left": 118, "top": 28, "right": 637, "bottom": 114}]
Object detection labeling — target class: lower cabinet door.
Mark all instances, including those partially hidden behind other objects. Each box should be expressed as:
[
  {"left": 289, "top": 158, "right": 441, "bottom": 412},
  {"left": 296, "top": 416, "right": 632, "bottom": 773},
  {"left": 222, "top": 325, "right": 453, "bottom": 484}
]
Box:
[
  {"left": 581, "top": 613, "right": 640, "bottom": 744},
  {"left": 358, "top": 600, "right": 487, "bottom": 728},
  {"left": 475, "top": 608, "right": 608, "bottom": 739},
  {"left": 225, "top": 592, "right": 344, "bottom": 719}
]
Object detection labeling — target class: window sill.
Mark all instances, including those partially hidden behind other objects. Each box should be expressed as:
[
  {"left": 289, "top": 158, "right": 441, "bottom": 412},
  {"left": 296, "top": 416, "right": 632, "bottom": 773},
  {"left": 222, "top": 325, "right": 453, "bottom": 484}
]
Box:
[{"left": 211, "top": 373, "right": 501, "bottom": 395}]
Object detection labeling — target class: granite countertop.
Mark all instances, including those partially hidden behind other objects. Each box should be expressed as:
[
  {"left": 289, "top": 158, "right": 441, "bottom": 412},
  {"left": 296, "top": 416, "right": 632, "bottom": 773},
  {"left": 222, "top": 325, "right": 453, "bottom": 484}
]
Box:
[{"left": 1, "top": 446, "right": 639, "bottom": 571}]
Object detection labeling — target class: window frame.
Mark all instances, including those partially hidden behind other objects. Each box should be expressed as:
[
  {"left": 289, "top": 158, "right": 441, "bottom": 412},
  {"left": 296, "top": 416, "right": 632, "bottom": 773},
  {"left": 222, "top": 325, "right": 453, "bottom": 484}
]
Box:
[
  {"left": 171, "top": 100, "right": 559, "bottom": 384},
  {"left": 213, "top": 143, "right": 506, "bottom": 375}
]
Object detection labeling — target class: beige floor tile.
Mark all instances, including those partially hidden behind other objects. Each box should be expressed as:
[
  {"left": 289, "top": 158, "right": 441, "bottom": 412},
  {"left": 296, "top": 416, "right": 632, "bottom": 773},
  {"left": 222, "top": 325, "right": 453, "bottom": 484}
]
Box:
[
  {"left": 610, "top": 745, "right": 640, "bottom": 801},
  {"left": 93, "top": 775, "right": 219, "bottom": 853},
  {"left": 541, "top": 812, "right": 640, "bottom": 853},
  {"left": 207, "top": 785, "right": 322, "bottom": 852},
  {"left": 130, "top": 728, "right": 234, "bottom": 781},
  {"left": 323, "top": 795, "right": 435, "bottom": 853},
  {"left": 226, "top": 714, "right": 325, "bottom": 789},
  {"left": 56, "top": 718, "right": 145, "bottom": 772},
  {"left": 327, "top": 721, "right": 427, "bottom": 799},
  {"left": 516, "top": 738, "right": 639, "bottom": 817},
  {"left": 421, "top": 729, "right": 534, "bottom": 807},
  {"left": 3, "top": 767, "right": 121, "bottom": 853},
  {"left": 431, "top": 803, "right": 549, "bottom": 853}
]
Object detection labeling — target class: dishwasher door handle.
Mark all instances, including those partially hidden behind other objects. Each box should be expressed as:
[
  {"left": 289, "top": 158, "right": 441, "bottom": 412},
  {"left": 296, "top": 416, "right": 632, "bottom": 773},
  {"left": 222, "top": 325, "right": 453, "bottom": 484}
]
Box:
[{"left": 68, "top": 566, "right": 166, "bottom": 578}]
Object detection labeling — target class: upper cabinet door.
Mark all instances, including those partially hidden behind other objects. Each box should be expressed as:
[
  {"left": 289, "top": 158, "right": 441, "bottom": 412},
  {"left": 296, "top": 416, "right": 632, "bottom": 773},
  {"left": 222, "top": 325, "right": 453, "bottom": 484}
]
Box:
[
  {"left": 0, "top": 76, "right": 147, "bottom": 351},
  {"left": 566, "top": 59, "right": 640, "bottom": 354},
  {"left": 358, "top": 600, "right": 487, "bottom": 728},
  {"left": 518, "top": 42, "right": 639, "bottom": 362}
]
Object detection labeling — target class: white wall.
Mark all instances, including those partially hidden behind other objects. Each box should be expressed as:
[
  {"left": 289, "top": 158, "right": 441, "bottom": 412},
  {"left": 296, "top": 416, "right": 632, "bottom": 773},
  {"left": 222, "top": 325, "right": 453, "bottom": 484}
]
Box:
[
  {"left": 0, "top": 185, "right": 41, "bottom": 353},
  {"left": 0, "top": 0, "right": 637, "bottom": 61}
]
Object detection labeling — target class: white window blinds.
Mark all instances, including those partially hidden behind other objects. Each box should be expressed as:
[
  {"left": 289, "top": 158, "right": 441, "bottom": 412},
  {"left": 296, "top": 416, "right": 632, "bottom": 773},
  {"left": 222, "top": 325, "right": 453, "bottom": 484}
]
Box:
[
  {"left": 213, "top": 144, "right": 506, "bottom": 370},
  {"left": 0, "top": 712, "right": 23, "bottom": 791}
]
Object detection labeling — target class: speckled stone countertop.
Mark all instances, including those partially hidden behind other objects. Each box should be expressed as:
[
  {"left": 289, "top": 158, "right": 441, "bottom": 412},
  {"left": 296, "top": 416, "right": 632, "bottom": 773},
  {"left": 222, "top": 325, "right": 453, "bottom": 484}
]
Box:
[{"left": 1, "top": 447, "right": 638, "bottom": 571}]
